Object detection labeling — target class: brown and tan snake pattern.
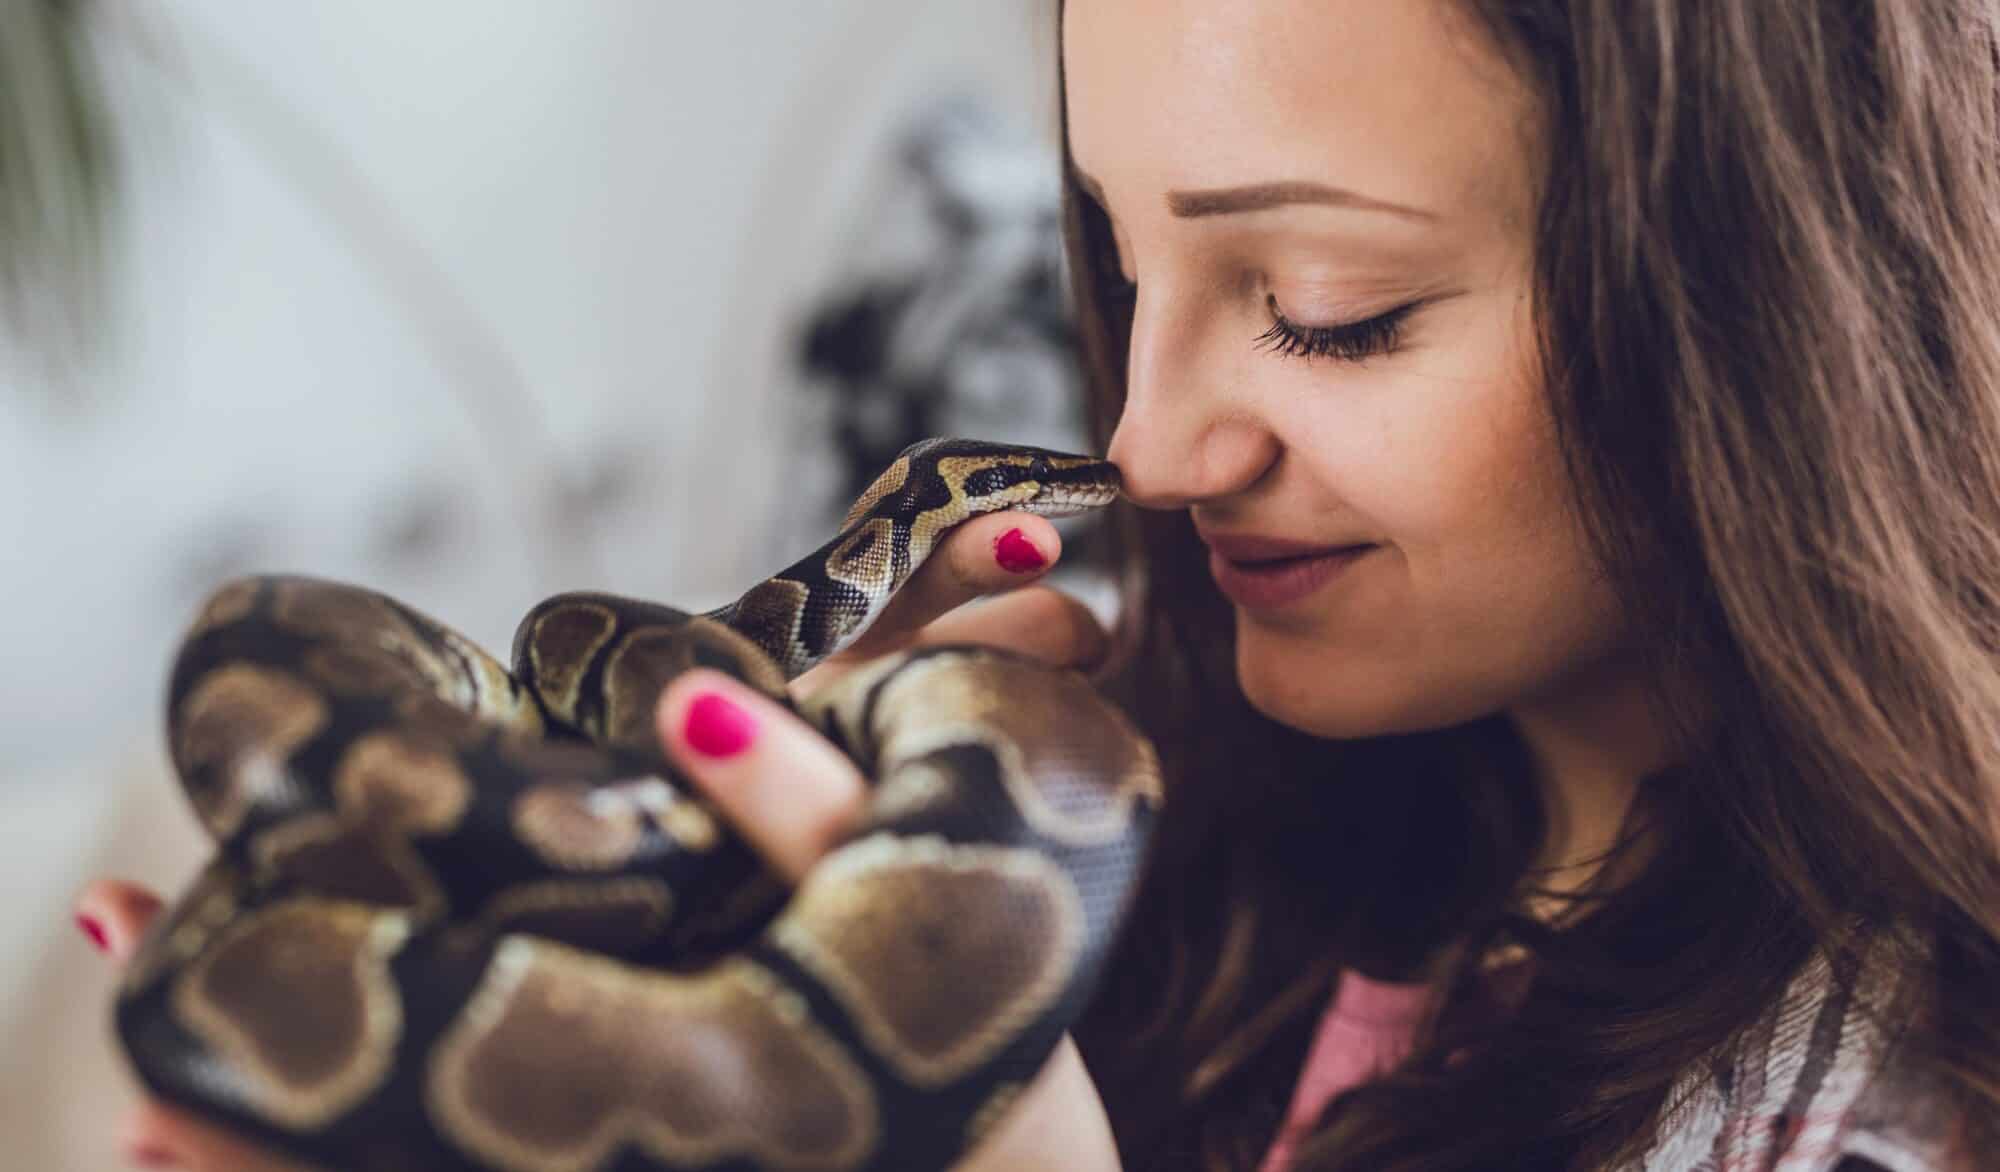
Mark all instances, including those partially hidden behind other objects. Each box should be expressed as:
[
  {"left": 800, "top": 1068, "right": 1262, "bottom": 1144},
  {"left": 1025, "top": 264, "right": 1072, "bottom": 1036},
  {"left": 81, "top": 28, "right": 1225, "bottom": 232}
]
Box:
[{"left": 115, "top": 438, "right": 1161, "bottom": 1172}]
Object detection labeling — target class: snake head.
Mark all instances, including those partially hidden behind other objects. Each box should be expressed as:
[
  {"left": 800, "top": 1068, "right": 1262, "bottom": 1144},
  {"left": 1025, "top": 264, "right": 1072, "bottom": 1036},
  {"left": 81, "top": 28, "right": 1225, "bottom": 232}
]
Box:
[
  {"left": 1028, "top": 453, "right": 1123, "bottom": 516},
  {"left": 899, "top": 437, "right": 1121, "bottom": 520}
]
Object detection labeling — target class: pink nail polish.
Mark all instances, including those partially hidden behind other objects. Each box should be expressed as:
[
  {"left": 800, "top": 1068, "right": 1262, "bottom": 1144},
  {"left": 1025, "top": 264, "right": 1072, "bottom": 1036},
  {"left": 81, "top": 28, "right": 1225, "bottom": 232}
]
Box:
[
  {"left": 995, "top": 528, "right": 1046, "bottom": 573},
  {"left": 683, "top": 692, "right": 755, "bottom": 758},
  {"left": 128, "top": 1142, "right": 178, "bottom": 1167},
  {"left": 77, "top": 913, "right": 108, "bottom": 953}
]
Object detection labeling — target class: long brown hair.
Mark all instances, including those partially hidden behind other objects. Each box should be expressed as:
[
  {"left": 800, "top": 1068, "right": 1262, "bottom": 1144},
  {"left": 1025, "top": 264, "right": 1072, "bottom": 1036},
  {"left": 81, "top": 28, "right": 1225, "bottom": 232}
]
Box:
[{"left": 1058, "top": 2, "right": 2000, "bottom": 1167}]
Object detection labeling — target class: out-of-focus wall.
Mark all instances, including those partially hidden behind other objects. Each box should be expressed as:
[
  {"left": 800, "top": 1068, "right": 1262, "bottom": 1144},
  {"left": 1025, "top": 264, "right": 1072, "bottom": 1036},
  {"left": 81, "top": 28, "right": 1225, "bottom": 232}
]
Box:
[
  {"left": 1, "top": 0, "right": 1060, "bottom": 776},
  {"left": 0, "top": 4, "right": 1067, "bottom": 1165}
]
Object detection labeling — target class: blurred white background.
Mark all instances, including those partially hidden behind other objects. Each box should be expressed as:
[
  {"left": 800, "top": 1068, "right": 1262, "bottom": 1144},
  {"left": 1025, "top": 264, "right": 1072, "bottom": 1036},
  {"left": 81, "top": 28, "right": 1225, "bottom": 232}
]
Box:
[{"left": 0, "top": 3, "right": 1083, "bottom": 1164}]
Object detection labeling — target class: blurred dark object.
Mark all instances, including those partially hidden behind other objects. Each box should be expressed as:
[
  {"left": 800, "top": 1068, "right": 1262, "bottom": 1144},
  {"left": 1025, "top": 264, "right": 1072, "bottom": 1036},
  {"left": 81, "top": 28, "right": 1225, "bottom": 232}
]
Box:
[
  {"left": 0, "top": 0, "right": 117, "bottom": 397},
  {"left": 788, "top": 91, "right": 1103, "bottom": 567}
]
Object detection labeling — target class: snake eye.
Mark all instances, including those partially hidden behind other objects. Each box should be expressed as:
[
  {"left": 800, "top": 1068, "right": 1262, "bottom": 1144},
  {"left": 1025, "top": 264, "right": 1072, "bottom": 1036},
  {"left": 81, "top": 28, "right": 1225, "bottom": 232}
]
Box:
[{"left": 1029, "top": 456, "right": 1052, "bottom": 480}]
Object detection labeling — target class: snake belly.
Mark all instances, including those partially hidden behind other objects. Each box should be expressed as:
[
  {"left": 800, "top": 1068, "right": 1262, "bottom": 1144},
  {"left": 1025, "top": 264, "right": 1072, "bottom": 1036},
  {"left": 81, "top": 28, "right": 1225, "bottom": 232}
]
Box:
[{"left": 115, "top": 437, "right": 1161, "bottom": 1172}]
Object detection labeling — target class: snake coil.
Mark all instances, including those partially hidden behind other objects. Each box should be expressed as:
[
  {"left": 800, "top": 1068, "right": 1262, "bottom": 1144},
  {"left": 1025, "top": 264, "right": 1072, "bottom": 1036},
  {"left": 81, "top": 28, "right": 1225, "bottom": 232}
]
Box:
[{"left": 115, "top": 437, "right": 1160, "bottom": 1172}]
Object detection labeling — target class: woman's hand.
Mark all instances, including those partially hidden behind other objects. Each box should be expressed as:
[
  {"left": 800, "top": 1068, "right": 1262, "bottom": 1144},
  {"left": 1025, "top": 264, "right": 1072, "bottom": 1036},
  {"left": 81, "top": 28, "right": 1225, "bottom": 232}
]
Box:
[
  {"left": 72, "top": 883, "right": 318, "bottom": 1171},
  {"left": 655, "top": 511, "right": 1122, "bottom": 1172},
  {"left": 787, "top": 512, "right": 1109, "bottom": 703},
  {"left": 73, "top": 510, "right": 1120, "bottom": 1171},
  {"left": 667, "top": 511, "right": 1112, "bottom": 878}
]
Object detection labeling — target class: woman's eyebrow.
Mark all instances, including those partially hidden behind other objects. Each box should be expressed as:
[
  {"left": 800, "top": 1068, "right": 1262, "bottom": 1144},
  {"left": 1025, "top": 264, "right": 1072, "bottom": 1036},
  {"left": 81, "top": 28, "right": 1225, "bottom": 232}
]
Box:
[
  {"left": 1073, "top": 165, "right": 1438, "bottom": 224},
  {"left": 1169, "top": 180, "right": 1439, "bottom": 222}
]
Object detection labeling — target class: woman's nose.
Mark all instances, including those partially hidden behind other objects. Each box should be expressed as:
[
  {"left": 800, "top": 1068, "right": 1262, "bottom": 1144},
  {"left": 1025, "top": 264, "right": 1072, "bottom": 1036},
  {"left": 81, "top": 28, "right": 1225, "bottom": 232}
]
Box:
[
  {"left": 1107, "top": 415, "right": 1277, "bottom": 510},
  {"left": 1105, "top": 298, "right": 1278, "bottom": 510}
]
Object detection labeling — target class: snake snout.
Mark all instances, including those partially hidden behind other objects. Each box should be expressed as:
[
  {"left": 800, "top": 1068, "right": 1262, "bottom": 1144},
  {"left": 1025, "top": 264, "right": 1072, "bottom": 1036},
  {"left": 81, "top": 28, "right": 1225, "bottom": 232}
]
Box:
[
  {"left": 1035, "top": 490, "right": 1106, "bottom": 517},
  {"left": 1055, "top": 477, "right": 1124, "bottom": 513}
]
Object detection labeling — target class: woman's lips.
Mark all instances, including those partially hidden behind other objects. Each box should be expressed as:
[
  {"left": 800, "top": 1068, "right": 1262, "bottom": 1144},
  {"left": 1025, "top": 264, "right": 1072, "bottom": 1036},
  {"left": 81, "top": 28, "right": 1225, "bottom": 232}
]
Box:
[
  {"left": 1208, "top": 544, "right": 1376, "bottom": 609},
  {"left": 1201, "top": 533, "right": 1368, "bottom": 563}
]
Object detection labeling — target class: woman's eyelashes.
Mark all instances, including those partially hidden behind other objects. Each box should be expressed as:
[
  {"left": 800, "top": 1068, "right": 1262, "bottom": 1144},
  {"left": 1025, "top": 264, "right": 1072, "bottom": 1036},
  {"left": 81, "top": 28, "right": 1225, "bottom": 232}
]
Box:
[
  {"left": 1089, "top": 207, "right": 1417, "bottom": 366},
  {"left": 1254, "top": 295, "right": 1417, "bottom": 364},
  {"left": 1097, "top": 258, "right": 1416, "bottom": 365}
]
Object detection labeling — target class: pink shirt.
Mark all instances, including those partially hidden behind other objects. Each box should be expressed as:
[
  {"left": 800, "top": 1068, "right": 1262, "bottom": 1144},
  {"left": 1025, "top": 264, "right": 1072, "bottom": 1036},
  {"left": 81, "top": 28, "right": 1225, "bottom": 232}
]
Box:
[{"left": 1256, "top": 968, "right": 1437, "bottom": 1172}]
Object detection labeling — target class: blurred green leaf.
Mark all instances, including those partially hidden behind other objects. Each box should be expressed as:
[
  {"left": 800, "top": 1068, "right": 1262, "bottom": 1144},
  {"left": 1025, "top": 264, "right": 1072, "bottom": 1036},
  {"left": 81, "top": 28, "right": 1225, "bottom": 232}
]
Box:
[{"left": 0, "top": 0, "right": 116, "bottom": 395}]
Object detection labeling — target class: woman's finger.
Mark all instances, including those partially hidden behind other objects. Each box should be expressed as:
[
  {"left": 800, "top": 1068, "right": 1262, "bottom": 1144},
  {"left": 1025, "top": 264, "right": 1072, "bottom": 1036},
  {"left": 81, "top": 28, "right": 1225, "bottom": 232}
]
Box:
[
  {"left": 73, "top": 878, "right": 164, "bottom": 962},
  {"left": 786, "top": 505, "right": 1083, "bottom": 703},
  {"left": 953, "top": 1036, "right": 1120, "bottom": 1171},
  {"left": 71, "top": 882, "right": 313, "bottom": 1169},
  {"left": 120, "top": 1099, "right": 318, "bottom": 1172},
  {"left": 827, "top": 511, "right": 1063, "bottom": 665},
  {"left": 657, "top": 668, "right": 870, "bottom": 883},
  {"left": 914, "top": 584, "right": 1111, "bottom": 671},
  {"left": 791, "top": 583, "right": 1111, "bottom": 701}
]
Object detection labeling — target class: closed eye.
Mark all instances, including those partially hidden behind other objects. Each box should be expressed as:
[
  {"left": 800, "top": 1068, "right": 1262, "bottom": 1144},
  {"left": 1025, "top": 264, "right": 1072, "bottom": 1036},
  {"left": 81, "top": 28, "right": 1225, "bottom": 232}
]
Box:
[{"left": 1255, "top": 296, "right": 1416, "bottom": 364}]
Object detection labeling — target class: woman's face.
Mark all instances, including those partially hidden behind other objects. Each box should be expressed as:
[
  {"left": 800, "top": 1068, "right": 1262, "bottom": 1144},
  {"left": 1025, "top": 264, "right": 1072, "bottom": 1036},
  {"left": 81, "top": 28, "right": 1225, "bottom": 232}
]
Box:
[{"left": 1065, "top": 0, "right": 1632, "bottom": 738}]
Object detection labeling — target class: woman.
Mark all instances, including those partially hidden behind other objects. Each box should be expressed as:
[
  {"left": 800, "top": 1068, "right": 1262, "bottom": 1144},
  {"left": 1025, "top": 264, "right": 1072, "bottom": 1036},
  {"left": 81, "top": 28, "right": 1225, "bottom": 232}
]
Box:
[{"left": 76, "top": 0, "right": 2000, "bottom": 1168}]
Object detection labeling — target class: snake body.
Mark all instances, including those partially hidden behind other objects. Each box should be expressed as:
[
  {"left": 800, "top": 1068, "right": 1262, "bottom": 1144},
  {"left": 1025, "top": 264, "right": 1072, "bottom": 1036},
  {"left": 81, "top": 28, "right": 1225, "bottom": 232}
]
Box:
[{"left": 116, "top": 438, "right": 1160, "bottom": 1172}]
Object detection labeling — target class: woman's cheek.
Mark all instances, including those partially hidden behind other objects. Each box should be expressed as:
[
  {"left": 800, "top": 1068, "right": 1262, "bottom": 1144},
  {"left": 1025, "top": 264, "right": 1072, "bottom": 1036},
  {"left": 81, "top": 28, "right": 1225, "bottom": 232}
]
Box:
[{"left": 1427, "top": 420, "right": 1630, "bottom": 704}]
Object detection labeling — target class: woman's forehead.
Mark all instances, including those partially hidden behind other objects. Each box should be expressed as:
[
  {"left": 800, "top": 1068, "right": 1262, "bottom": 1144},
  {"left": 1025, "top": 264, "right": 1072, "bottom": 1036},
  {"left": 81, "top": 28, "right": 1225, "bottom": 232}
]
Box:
[{"left": 1062, "top": 0, "right": 1539, "bottom": 233}]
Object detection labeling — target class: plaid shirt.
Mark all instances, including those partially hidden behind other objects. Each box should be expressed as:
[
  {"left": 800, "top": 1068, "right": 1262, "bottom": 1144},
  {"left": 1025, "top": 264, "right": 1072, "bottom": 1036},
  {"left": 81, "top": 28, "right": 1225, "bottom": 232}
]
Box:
[{"left": 1614, "top": 924, "right": 1970, "bottom": 1172}]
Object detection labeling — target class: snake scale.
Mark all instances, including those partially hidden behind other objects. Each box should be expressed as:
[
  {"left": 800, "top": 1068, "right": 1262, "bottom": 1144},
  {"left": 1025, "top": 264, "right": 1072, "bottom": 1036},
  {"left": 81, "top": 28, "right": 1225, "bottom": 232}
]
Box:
[{"left": 115, "top": 438, "right": 1161, "bottom": 1172}]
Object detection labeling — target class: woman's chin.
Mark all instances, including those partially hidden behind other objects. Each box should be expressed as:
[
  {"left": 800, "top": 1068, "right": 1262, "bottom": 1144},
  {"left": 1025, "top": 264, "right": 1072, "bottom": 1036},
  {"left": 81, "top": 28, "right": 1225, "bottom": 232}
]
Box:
[
  {"left": 1236, "top": 643, "right": 1386, "bottom": 738},
  {"left": 1233, "top": 638, "right": 1475, "bottom": 741}
]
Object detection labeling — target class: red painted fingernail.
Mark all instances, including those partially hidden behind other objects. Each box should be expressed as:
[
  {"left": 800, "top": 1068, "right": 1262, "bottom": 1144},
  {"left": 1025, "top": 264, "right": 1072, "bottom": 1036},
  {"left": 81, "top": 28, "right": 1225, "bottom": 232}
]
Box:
[
  {"left": 128, "top": 1142, "right": 178, "bottom": 1167},
  {"left": 995, "top": 528, "right": 1046, "bottom": 573},
  {"left": 77, "top": 913, "right": 108, "bottom": 953},
  {"left": 683, "top": 692, "right": 756, "bottom": 758}
]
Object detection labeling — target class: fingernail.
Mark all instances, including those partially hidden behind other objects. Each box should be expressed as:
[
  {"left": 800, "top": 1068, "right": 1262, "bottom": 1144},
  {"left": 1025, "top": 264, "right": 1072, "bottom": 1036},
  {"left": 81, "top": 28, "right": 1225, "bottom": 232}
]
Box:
[
  {"left": 683, "top": 692, "right": 756, "bottom": 758},
  {"left": 995, "top": 527, "right": 1046, "bottom": 573},
  {"left": 77, "top": 913, "right": 108, "bottom": 953},
  {"left": 128, "top": 1142, "right": 178, "bottom": 1168}
]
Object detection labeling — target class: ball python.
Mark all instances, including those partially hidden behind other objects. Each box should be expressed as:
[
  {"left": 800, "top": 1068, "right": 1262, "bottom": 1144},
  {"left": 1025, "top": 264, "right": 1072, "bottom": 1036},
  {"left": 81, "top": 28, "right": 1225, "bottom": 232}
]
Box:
[{"left": 115, "top": 437, "right": 1161, "bottom": 1172}]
